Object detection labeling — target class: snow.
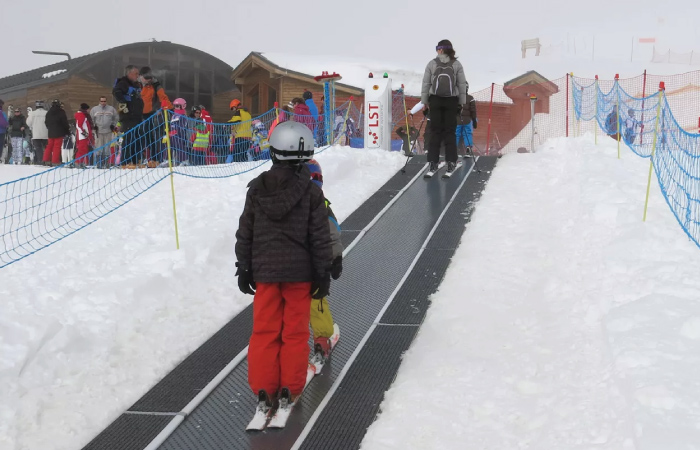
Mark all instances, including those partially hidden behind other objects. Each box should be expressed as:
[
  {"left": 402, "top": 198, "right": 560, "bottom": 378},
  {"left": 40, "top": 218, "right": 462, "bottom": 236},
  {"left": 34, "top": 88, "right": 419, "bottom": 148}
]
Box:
[
  {"left": 260, "top": 52, "right": 426, "bottom": 96},
  {"left": 258, "top": 48, "right": 700, "bottom": 99},
  {"left": 41, "top": 69, "right": 67, "bottom": 79},
  {"left": 0, "top": 146, "right": 405, "bottom": 450},
  {"left": 361, "top": 135, "right": 700, "bottom": 450}
]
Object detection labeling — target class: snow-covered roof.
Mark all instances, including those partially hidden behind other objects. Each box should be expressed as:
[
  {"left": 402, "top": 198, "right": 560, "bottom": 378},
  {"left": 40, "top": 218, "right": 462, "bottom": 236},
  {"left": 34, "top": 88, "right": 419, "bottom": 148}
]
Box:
[
  {"left": 259, "top": 52, "right": 426, "bottom": 97},
  {"left": 41, "top": 69, "right": 68, "bottom": 79}
]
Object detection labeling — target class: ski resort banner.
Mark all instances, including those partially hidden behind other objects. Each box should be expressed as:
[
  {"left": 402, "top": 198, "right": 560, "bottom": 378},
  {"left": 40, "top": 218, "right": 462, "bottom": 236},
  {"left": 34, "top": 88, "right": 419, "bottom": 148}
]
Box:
[{"left": 365, "top": 74, "right": 392, "bottom": 151}]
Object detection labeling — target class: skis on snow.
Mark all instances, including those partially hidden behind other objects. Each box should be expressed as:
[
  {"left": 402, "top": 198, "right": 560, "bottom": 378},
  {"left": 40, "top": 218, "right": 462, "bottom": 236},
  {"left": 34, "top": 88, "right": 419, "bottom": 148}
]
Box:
[
  {"left": 246, "top": 324, "right": 340, "bottom": 431},
  {"left": 441, "top": 161, "right": 463, "bottom": 178},
  {"left": 423, "top": 161, "right": 445, "bottom": 178}
]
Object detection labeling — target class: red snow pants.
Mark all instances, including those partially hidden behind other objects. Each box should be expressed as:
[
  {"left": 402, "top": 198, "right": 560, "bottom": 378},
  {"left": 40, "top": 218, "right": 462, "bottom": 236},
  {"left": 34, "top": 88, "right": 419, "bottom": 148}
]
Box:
[
  {"left": 248, "top": 282, "right": 312, "bottom": 397},
  {"left": 75, "top": 140, "right": 90, "bottom": 165},
  {"left": 44, "top": 138, "right": 62, "bottom": 164}
]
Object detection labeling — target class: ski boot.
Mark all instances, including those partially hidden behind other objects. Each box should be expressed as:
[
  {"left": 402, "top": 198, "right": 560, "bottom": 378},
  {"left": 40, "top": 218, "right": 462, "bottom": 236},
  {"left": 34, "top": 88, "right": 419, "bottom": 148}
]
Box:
[
  {"left": 246, "top": 389, "right": 276, "bottom": 430},
  {"left": 310, "top": 336, "right": 331, "bottom": 370}
]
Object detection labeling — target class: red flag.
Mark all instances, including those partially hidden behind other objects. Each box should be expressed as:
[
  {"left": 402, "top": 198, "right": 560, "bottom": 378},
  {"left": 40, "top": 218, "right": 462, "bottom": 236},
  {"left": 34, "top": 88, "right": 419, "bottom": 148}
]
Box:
[{"left": 638, "top": 37, "right": 656, "bottom": 44}]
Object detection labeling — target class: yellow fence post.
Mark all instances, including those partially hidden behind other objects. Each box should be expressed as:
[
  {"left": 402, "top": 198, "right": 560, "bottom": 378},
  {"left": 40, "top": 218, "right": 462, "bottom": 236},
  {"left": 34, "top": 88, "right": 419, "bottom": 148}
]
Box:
[
  {"left": 643, "top": 84, "right": 665, "bottom": 222},
  {"left": 402, "top": 86, "right": 411, "bottom": 148},
  {"left": 569, "top": 72, "right": 574, "bottom": 138},
  {"left": 594, "top": 76, "right": 599, "bottom": 144},
  {"left": 615, "top": 74, "right": 621, "bottom": 159},
  {"left": 163, "top": 109, "right": 180, "bottom": 249}
]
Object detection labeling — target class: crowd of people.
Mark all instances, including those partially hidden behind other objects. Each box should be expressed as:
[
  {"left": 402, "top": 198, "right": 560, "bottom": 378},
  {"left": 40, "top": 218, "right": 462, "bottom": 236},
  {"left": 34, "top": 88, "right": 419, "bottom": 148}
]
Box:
[{"left": 0, "top": 64, "right": 358, "bottom": 168}]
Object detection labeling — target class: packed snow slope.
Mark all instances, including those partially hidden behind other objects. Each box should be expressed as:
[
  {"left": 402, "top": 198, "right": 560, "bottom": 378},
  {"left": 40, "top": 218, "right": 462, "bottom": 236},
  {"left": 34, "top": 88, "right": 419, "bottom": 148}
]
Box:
[
  {"left": 0, "top": 146, "right": 405, "bottom": 450},
  {"left": 362, "top": 136, "right": 700, "bottom": 450}
]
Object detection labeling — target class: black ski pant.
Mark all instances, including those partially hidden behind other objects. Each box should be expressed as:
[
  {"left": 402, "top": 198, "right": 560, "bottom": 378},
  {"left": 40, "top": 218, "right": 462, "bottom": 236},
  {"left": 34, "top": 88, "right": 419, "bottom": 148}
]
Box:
[
  {"left": 427, "top": 95, "right": 459, "bottom": 164},
  {"left": 120, "top": 121, "right": 144, "bottom": 165}
]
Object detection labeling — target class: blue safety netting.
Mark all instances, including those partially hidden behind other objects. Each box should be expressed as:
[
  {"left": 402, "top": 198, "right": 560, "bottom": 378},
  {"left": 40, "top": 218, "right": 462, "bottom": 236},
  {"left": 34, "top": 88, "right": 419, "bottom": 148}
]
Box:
[
  {"left": 572, "top": 77, "right": 700, "bottom": 248},
  {"left": 0, "top": 101, "right": 362, "bottom": 269}
]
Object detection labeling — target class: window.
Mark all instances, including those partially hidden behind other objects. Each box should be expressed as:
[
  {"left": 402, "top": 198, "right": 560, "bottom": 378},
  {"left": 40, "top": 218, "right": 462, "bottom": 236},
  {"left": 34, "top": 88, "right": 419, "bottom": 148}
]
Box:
[
  {"left": 268, "top": 85, "right": 277, "bottom": 110},
  {"left": 199, "top": 71, "right": 213, "bottom": 92},
  {"left": 199, "top": 95, "right": 212, "bottom": 111},
  {"left": 179, "top": 69, "right": 196, "bottom": 93},
  {"left": 251, "top": 91, "right": 260, "bottom": 115},
  {"left": 163, "top": 70, "right": 177, "bottom": 92}
]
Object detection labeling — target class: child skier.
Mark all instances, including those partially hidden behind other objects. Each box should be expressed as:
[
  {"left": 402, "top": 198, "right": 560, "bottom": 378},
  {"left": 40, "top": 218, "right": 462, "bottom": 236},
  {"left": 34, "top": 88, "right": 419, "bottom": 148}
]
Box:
[
  {"left": 623, "top": 108, "right": 640, "bottom": 145},
  {"left": 605, "top": 105, "right": 620, "bottom": 141},
  {"left": 235, "top": 121, "right": 332, "bottom": 417},
  {"left": 305, "top": 159, "right": 343, "bottom": 366},
  {"left": 190, "top": 107, "right": 209, "bottom": 165},
  {"left": 456, "top": 92, "right": 477, "bottom": 156}
]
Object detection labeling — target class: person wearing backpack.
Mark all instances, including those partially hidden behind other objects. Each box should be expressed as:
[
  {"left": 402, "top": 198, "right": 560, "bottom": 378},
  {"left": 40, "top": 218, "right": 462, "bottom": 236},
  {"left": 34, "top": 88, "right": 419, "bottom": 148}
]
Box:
[{"left": 420, "top": 39, "right": 468, "bottom": 176}]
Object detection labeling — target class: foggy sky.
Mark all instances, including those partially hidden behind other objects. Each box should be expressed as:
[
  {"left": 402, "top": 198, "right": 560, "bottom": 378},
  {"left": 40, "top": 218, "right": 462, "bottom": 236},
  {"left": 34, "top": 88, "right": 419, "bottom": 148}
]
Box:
[{"left": 1, "top": 0, "right": 698, "bottom": 80}]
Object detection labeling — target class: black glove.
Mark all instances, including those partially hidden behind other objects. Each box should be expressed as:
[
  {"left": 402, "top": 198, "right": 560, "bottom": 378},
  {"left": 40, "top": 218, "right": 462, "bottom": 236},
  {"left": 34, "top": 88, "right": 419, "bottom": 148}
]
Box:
[
  {"left": 330, "top": 255, "right": 343, "bottom": 280},
  {"left": 472, "top": 118, "right": 478, "bottom": 129},
  {"left": 311, "top": 272, "right": 331, "bottom": 299},
  {"left": 235, "top": 263, "right": 256, "bottom": 295},
  {"left": 457, "top": 105, "right": 463, "bottom": 117}
]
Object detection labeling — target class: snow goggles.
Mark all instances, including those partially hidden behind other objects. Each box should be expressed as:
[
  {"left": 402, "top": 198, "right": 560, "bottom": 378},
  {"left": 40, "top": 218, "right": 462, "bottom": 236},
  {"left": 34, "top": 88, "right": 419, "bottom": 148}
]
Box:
[{"left": 436, "top": 45, "right": 453, "bottom": 50}]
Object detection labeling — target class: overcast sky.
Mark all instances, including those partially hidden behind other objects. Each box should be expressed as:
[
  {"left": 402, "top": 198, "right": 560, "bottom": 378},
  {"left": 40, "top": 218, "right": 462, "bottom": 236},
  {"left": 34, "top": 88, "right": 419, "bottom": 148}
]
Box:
[{"left": 1, "top": 0, "right": 698, "bottom": 80}]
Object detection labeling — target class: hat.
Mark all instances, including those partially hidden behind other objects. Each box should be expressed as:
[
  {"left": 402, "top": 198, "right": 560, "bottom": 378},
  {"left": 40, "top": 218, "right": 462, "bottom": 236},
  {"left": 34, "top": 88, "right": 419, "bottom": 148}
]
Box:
[
  {"left": 139, "top": 66, "right": 153, "bottom": 76},
  {"left": 306, "top": 159, "right": 323, "bottom": 188},
  {"left": 303, "top": 90, "right": 312, "bottom": 100},
  {"left": 229, "top": 99, "right": 241, "bottom": 109},
  {"left": 80, "top": 103, "right": 90, "bottom": 111}
]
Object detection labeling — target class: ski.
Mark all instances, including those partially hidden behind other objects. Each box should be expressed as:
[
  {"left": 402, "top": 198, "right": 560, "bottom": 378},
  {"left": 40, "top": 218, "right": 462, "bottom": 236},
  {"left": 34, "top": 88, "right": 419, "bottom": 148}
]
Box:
[
  {"left": 246, "top": 324, "right": 339, "bottom": 431},
  {"left": 442, "top": 161, "right": 463, "bottom": 178},
  {"left": 267, "top": 364, "right": 317, "bottom": 429},
  {"left": 423, "top": 161, "right": 445, "bottom": 178},
  {"left": 246, "top": 391, "right": 276, "bottom": 431},
  {"left": 310, "top": 323, "right": 340, "bottom": 373}
]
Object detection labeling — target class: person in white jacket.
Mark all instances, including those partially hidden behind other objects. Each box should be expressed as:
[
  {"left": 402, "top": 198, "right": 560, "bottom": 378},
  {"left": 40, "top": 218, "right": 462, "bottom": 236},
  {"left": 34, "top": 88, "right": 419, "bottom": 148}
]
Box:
[
  {"left": 90, "top": 96, "right": 119, "bottom": 167},
  {"left": 27, "top": 101, "right": 49, "bottom": 164}
]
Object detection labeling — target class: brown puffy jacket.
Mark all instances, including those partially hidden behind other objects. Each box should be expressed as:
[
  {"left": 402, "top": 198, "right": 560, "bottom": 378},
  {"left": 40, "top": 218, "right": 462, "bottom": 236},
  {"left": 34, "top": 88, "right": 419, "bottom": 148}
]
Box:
[{"left": 235, "top": 163, "right": 332, "bottom": 283}]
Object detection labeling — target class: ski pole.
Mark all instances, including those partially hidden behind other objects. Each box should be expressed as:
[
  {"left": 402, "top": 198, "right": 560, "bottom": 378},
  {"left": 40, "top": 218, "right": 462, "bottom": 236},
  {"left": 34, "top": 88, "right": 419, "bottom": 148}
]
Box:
[
  {"left": 468, "top": 142, "right": 483, "bottom": 173},
  {"left": 401, "top": 116, "right": 425, "bottom": 174},
  {"left": 401, "top": 86, "right": 411, "bottom": 150}
]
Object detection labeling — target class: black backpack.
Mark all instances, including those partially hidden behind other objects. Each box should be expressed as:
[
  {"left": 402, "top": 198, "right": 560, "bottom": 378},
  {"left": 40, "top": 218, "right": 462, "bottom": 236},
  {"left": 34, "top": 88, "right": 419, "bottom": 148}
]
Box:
[{"left": 433, "top": 58, "right": 457, "bottom": 97}]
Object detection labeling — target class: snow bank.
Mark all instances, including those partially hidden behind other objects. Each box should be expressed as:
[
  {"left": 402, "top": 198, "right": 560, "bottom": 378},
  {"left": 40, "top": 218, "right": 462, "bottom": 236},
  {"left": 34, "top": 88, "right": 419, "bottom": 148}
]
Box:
[
  {"left": 0, "top": 146, "right": 405, "bottom": 450},
  {"left": 361, "top": 136, "right": 700, "bottom": 449}
]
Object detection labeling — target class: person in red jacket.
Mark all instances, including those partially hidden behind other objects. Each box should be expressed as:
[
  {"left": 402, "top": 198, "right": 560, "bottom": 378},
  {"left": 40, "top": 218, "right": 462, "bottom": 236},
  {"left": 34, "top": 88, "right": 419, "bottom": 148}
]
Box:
[
  {"left": 291, "top": 97, "right": 315, "bottom": 132},
  {"left": 74, "top": 103, "right": 94, "bottom": 167}
]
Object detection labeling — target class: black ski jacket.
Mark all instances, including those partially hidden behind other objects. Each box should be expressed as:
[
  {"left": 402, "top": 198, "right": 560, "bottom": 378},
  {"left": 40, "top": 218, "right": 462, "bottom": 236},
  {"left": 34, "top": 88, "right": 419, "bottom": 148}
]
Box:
[
  {"left": 44, "top": 106, "right": 70, "bottom": 138},
  {"left": 235, "top": 163, "right": 332, "bottom": 283},
  {"left": 112, "top": 76, "right": 144, "bottom": 126}
]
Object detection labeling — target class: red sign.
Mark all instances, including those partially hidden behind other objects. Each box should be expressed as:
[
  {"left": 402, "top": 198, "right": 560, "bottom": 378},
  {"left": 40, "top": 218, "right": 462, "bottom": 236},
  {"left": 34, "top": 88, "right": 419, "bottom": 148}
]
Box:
[{"left": 367, "top": 101, "right": 381, "bottom": 148}]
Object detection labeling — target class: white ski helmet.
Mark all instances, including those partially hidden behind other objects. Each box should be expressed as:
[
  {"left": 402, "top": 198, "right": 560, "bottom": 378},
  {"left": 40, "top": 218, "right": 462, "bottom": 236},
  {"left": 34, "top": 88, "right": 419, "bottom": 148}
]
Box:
[{"left": 268, "top": 121, "right": 314, "bottom": 162}]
